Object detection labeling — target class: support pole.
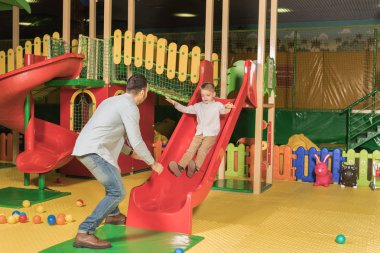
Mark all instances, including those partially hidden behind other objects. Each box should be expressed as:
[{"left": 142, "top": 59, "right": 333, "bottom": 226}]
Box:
[
  {"left": 62, "top": 0, "right": 71, "bottom": 51},
  {"left": 12, "top": 6, "right": 20, "bottom": 165},
  {"left": 103, "top": 0, "right": 112, "bottom": 83},
  {"left": 253, "top": 0, "right": 267, "bottom": 194},
  {"left": 89, "top": 0, "right": 97, "bottom": 38},
  {"left": 128, "top": 0, "right": 135, "bottom": 36},
  {"left": 12, "top": 6, "right": 19, "bottom": 50},
  {"left": 218, "top": 0, "right": 230, "bottom": 180},
  {"left": 23, "top": 95, "right": 31, "bottom": 186},
  {"left": 292, "top": 31, "right": 297, "bottom": 109},
  {"left": 127, "top": 0, "right": 135, "bottom": 78},
  {"left": 372, "top": 28, "right": 377, "bottom": 112},
  {"left": 266, "top": 0, "right": 278, "bottom": 185},
  {"left": 204, "top": 0, "right": 214, "bottom": 61}
]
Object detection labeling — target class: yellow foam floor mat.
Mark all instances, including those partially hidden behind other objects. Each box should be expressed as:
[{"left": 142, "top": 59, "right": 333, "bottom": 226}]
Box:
[{"left": 0, "top": 166, "right": 380, "bottom": 252}]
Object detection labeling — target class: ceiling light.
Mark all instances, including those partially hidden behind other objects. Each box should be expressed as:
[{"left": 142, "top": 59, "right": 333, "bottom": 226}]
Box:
[
  {"left": 19, "top": 22, "right": 33, "bottom": 26},
  {"left": 173, "top": 13, "right": 197, "bottom": 18},
  {"left": 278, "top": 8, "right": 292, "bottom": 13}
]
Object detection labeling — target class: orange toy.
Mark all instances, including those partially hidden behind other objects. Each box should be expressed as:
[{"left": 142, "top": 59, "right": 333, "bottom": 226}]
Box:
[
  {"left": 32, "top": 215, "right": 42, "bottom": 224},
  {"left": 0, "top": 215, "right": 6, "bottom": 224}
]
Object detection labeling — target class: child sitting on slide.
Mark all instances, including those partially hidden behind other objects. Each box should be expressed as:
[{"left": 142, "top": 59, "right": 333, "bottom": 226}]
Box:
[{"left": 165, "top": 83, "right": 234, "bottom": 177}]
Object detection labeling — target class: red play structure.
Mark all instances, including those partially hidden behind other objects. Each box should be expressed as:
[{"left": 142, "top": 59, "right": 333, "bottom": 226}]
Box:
[
  {"left": 126, "top": 59, "right": 257, "bottom": 234},
  {"left": 0, "top": 53, "right": 83, "bottom": 176}
]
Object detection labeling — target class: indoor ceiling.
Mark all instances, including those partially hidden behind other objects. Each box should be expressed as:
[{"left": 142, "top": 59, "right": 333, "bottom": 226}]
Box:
[{"left": 0, "top": 0, "right": 380, "bottom": 40}]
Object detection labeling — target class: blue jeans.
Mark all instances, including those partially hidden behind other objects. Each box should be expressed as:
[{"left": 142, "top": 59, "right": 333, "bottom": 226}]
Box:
[{"left": 77, "top": 153, "right": 126, "bottom": 234}]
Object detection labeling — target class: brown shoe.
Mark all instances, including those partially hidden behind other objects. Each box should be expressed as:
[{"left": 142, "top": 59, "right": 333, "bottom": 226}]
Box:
[
  {"left": 169, "top": 161, "right": 184, "bottom": 177},
  {"left": 73, "top": 233, "right": 111, "bottom": 249},
  {"left": 187, "top": 160, "right": 198, "bottom": 178},
  {"left": 105, "top": 213, "right": 126, "bottom": 225}
]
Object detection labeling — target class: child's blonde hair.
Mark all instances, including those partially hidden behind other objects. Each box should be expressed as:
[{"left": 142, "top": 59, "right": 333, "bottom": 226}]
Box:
[{"left": 200, "top": 82, "right": 215, "bottom": 92}]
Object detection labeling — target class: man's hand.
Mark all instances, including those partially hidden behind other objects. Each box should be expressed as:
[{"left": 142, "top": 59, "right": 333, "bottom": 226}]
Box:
[
  {"left": 165, "top": 96, "right": 177, "bottom": 106},
  {"left": 151, "top": 162, "right": 164, "bottom": 175}
]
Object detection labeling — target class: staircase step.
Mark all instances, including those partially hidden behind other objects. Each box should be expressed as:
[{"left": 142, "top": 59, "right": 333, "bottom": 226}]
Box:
[
  {"left": 367, "top": 131, "right": 378, "bottom": 138},
  {"left": 349, "top": 142, "right": 358, "bottom": 149},
  {"left": 356, "top": 137, "right": 367, "bottom": 144}
]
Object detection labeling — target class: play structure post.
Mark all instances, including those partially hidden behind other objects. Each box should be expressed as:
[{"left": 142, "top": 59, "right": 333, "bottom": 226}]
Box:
[
  {"left": 253, "top": 0, "right": 267, "bottom": 194},
  {"left": 12, "top": 6, "right": 20, "bottom": 164},
  {"left": 128, "top": 0, "right": 135, "bottom": 36},
  {"left": 103, "top": 0, "right": 112, "bottom": 83},
  {"left": 266, "top": 0, "right": 278, "bottom": 185},
  {"left": 23, "top": 95, "right": 31, "bottom": 186},
  {"left": 217, "top": 0, "right": 230, "bottom": 180},
  {"left": 12, "top": 6, "right": 19, "bottom": 50},
  {"left": 12, "top": 131, "right": 19, "bottom": 164},
  {"left": 88, "top": 0, "right": 96, "bottom": 38},
  {"left": 292, "top": 31, "right": 297, "bottom": 109},
  {"left": 127, "top": 0, "right": 135, "bottom": 78},
  {"left": 372, "top": 28, "right": 377, "bottom": 112},
  {"left": 89, "top": 0, "right": 97, "bottom": 38},
  {"left": 62, "top": 0, "right": 71, "bottom": 52},
  {"left": 204, "top": 0, "right": 214, "bottom": 61}
]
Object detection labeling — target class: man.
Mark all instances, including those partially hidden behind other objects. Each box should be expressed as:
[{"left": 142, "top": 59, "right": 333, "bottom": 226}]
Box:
[{"left": 72, "top": 74, "right": 163, "bottom": 249}]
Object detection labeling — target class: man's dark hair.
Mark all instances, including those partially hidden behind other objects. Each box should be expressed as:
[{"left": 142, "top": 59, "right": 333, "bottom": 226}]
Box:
[{"left": 126, "top": 74, "right": 148, "bottom": 94}]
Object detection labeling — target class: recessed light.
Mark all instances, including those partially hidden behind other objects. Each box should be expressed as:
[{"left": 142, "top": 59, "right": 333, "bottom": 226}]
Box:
[
  {"left": 278, "top": 8, "right": 292, "bottom": 13},
  {"left": 19, "top": 22, "right": 33, "bottom": 26},
  {"left": 173, "top": 13, "right": 197, "bottom": 18}
]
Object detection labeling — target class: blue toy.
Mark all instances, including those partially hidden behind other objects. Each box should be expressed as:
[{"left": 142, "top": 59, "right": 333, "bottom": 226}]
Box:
[
  {"left": 335, "top": 234, "right": 346, "bottom": 244},
  {"left": 174, "top": 248, "right": 184, "bottom": 253},
  {"left": 47, "top": 215, "right": 56, "bottom": 225}
]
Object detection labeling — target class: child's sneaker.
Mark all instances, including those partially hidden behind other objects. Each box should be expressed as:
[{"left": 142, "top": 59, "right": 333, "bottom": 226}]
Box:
[
  {"left": 169, "top": 161, "right": 184, "bottom": 177},
  {"left": 187, "top": 160, "right": 198, "bottom": 177}
]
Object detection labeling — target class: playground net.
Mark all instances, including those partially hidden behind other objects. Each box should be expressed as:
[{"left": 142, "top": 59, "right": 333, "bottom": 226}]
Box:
[
  {"left": 73, "top": 92, "right": 93, "bottom": 132},
  {"left": 79, "top": 34, "right": 220, "bottom": 102},
  {"left": 78, "top": 35, "right": 105, "bottom": 81}
]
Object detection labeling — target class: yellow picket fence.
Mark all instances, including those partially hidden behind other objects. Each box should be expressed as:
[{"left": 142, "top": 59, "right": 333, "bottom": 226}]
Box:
[
  {"left": 0, "top": 32, "right": 78, "bottom": 75},
  {"left": 112, "top": 30, "right": 219, "bottom": 85}
]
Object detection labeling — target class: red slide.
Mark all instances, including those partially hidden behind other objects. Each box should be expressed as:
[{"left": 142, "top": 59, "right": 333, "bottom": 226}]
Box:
[
  {"left": 0, "top": 53, "right": 83, "bottom": 174},
  {"left": 127, "top": 60, "right": 257, "bottom": 234}
]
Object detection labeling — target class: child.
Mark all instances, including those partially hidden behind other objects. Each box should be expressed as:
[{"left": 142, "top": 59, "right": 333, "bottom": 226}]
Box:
[{"left": 165, "top": 83, "right": 234, "bottom": 177}]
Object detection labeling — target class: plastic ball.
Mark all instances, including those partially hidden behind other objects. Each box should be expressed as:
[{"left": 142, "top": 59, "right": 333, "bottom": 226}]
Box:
[
  {"left": 56, "top": 216, "right": 65, "bottom": 225},
  {"left": 19, "top": 215, "right": 27, "bottom": 223},
  {"left": 33, "top": 215, "right": 42, "bottom": 224},
  {"left": 47, "top": 215, "right": 56, "bottom": 225},
  {"left": 76, "top": 199, "right": 84, "bottom": 207},
  {"left": 7, "top": 216, "right": 17, "bottom": 224},
  {"left": 57, "top": 213, "right": 65, "bottom": 219},
  {"left": 19, "top": 212, "right": 26, "bottom": 216},
  {"left": 335, "top": 234, "right": 346, "bottom": 244},
  {"left": 22, "top": 200, "right": 31, "bottom": 208},
  {"left": 0, "top": 215, "right": 7, "bottom": 224},
  {"left": 174, "top": 248, "right": 184, "bottom": 253},
  {"left": 12, "top": 210, "right": 20, "bottom": 216},
  {"left": 65, "top": 214, "right": 73, "bottom": 223},
  {"left": 36, "top": 205, "right": 44, "bottom": 213},
  {"left": 12, "top": 214, "right": 20, "bottom": 221}
]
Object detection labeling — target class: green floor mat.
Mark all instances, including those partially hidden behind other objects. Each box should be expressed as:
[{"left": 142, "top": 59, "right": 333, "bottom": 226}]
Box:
[
  {"left": 0, "top": 187, "right": 71, "bottom": 208},
  {"left": 0, "top": 163, "right": 15, "bottom": 168},
  {"left": 212, "top": 179, "right": 272, "bottom": 193},
  {"left": 40, "top": 224, "right": 204, "bottom": 253}
]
